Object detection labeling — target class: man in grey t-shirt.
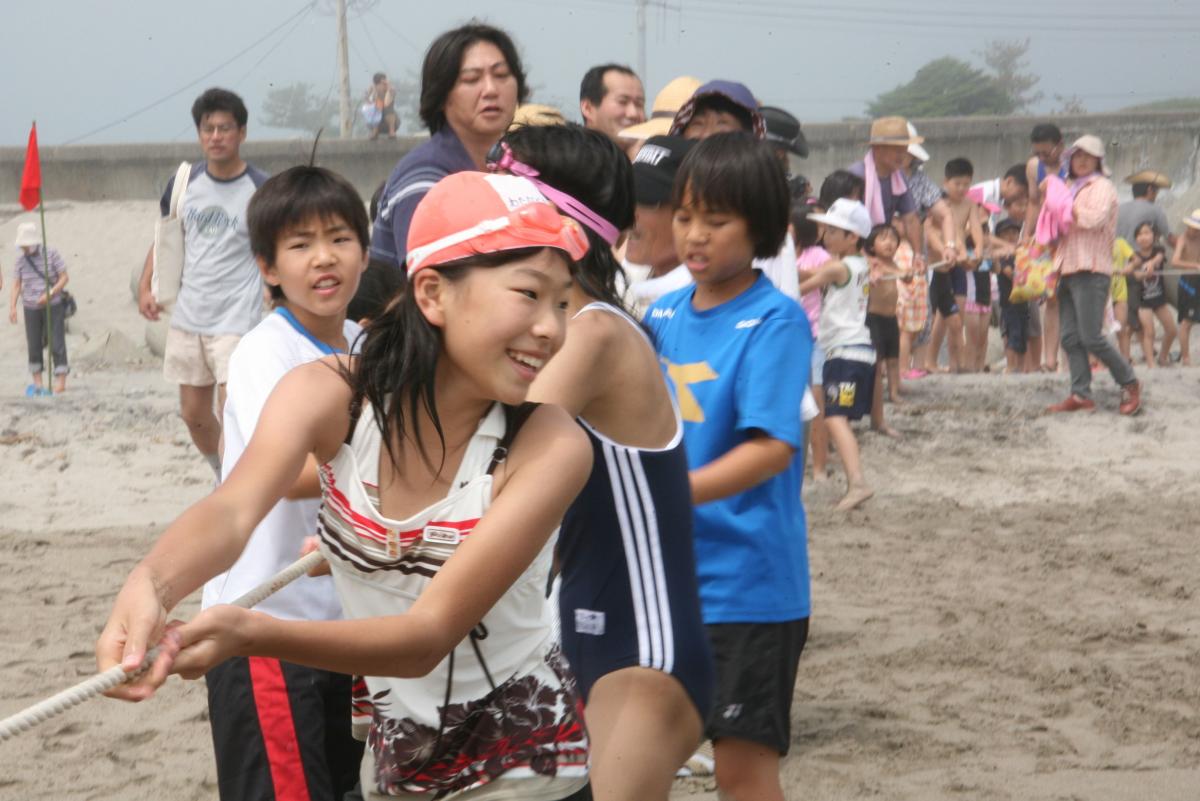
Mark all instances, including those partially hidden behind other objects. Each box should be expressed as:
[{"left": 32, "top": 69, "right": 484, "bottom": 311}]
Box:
[
  {"left": 136, "top": 88, "right": 267, "bottom": 478},
  {"left": 1117, "top": 171, "right": 1176, "bottom": 248}
]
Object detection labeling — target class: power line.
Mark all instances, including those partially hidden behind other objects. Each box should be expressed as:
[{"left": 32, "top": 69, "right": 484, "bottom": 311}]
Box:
[
  {"left": 62, "top": 2, "right": 316, "bottom": 145},
  {"left": 230, "top": 4, "right": 315, "bottom": 89},
  {"left": 366, "top": 7, "right": 423, "bottom": 53},
  {"left": 356, "top": 13, "right": 391, "bottom": 73}
]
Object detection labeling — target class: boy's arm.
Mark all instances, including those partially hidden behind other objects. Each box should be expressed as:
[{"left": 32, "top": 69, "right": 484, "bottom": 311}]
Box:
[
  {"left": 1172, "top": 237, "right": 1200, "bottom": 271},
  {"left": 798, "top": 259, "right": 850, "bottom": 294},
  {"left": 926, "top": 201, "right": 949, "bottom": 260},
  {"left": 138, "top": 244, "right": 162, "bottom": 321},
  {"left": 690, "top": 433, "right": 795, "bottom": 505},
  {"left": 966, "top": 206, "right": 987, "bottom": 268},
  {"left": 899, "top": 211, "right": 923, "bottom": 262},
  {"left": 1023, "top": 159, "right": 1041, "bottom": 241}
]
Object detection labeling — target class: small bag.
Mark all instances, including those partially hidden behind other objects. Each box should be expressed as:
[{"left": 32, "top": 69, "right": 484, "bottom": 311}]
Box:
[
  {"left": 151, "top": 161, "right": 191, "bottom": 308},
  {"left": 60, "top": 290, "right": 78, "bottom": 318},
  {"left": 361, "top": 101, "right": 383, "bottom": 128},
  {"left": 1010, "top": 243, "right": 1057, "bottom": 303}
]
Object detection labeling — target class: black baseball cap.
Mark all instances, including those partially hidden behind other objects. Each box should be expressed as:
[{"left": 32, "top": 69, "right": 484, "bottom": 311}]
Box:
[
  {"left": 632, "top": 135, "right": 696, "bottom": 206},
  {"left": 760, "top": 105, "right": 809, "bottom": 158}
]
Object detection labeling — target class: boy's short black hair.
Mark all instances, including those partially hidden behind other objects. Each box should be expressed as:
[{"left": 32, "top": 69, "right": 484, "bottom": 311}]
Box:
[
  {"left": 945, "top": 157, "right": 974, "bottom": 180},
  {"left": 672, "top": 132, "right": 789, "bottom": 260},
  {"left": 248, "top": 166, "right": 371, "bottom": 300},
  {"left": 1004, "top": 163, "right": 1029, "bottom": 190},
  {"left": 864, "top": 222, "right": 900, "bottom": 255},
  {"left": 579, "top": 63, "right": 637, "bottom": 105},
  {"left": 1131, "top": 182, "right": 1153, "bottom": 199},
  {"left": 1030, "top": 123, "right": 1063, "bottom": 144},
  {"left": 994, "top": 218, "right": 1022, "bottom": 238},
  {"left": 373, "top": 72, "right": 387, "bottom": 84},
  {"left": 191, "top": 88, "right": 248, "bottom": 129},
  {"left": 420, "top": 23, "right": 528, "bottom": 133},
  {"left": 818, "top": 169, "right": 866, "bottom": 210}
]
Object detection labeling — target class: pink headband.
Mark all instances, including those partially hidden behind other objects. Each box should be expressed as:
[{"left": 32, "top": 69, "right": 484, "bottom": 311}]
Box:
[{"left": 488, "top": 143, "right": 621, "bottom": 246}]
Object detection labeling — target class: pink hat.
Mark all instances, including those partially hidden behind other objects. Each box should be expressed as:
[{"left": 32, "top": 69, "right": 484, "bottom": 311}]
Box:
[{"left": 406, "top": 172, "right": 590, "bottom": 276}]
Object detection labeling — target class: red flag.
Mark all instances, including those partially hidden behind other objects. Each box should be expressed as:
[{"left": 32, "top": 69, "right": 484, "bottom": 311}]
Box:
[{"left": 19, "top": 123, "right": 41, "bottom": 211}]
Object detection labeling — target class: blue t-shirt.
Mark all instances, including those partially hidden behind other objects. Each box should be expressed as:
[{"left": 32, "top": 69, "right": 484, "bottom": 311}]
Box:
[{"left": 646, "top": 272, "right": 813, "bottom": 624}]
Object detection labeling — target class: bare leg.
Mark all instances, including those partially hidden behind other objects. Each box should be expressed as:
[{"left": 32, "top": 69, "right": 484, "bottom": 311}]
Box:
[
  {"left": 52, "top": 373, "right": 66, "bottom": 393},
  {"left": 30, "top": 371, "right": 44, "bottom": 391},
  {"left": 1180, "top": 320, "right": 1194, "bottom": 365},
  {"left": 945, "top": 313, "right": 964, "bottom": 372},
  {"left": 1138, "top": 309, "right": 1156, "bottom": 366},
  {"left": 825, "top": 416, "right": 872, "bottom": 510},
  {"left": 1043, "top": 296, "right": 1060, "bottom": 370},
  {"left": 1155, "top": 306, "right": 1177, "bottom": 365},
  {"left": 898, "top": 329, "right": 913, "bottom": 374},
  {"left": 586, "top": 668, "right": 703, "bottom": 801},
  {"left": 869, "top": 362, "right": 897, "bottom": 437},
  {"left": 886, "top": 357, "right": 902, "bottom": 403},
  {"left": 810, "top": 386, "right": 828, "bottom": 481},
  {"left": 1025, "top": 335, "right": 1042, "bottom": 372},
  {"left": 714, "top": 738, "right": 785, "bottom": 801},
  {"left": 179, "top": 383, "right": 221, "bottom": 457},
  {"left": 927, "top": 313, "right": 946, "bottom": 372},
  {"left": 1114, "top": 301, "right": 1130, "bottom": 361}
]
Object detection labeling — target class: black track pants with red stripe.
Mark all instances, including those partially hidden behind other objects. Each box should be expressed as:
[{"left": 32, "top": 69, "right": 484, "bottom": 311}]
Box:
[{"left": 206, "top": 656, "right": 363, "bottom": 801}]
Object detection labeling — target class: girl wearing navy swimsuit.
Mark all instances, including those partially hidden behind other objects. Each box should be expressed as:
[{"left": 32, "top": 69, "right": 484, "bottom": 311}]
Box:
[{"left": 495, "top": 124, "right": 714, "bottom": 801}]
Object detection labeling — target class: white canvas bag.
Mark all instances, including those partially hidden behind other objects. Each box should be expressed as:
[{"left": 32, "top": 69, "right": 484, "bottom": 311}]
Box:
[{"left": 151, "top": 161, "right": 191, "bottom": 307}]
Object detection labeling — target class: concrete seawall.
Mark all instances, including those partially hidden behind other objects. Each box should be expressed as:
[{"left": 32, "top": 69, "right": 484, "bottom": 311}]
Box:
[{"left": 2, "top": 111, "right": 1198, "bottom": 217}]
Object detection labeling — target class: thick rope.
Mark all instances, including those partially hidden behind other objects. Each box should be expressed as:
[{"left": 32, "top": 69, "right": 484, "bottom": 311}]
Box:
[{"left": 0, "top": 550, "right": 326, "bottom": 742}]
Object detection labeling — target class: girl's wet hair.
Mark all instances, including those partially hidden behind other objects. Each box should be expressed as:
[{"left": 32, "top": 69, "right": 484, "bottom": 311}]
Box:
[
  {"left": 864, "top": 223, "right": 900, "bottom": 256},
  {"left": 502, "top": 123, "right": 635, "bottom": 311},
  {"left": 790, "top": 203, "right": 825, "bottom": 251},
  {"left": 671, "top": 132, "right": 789, "bottom": 260},
  {"left": 348, "top": 247, "right": 562, "bottom": 473}
]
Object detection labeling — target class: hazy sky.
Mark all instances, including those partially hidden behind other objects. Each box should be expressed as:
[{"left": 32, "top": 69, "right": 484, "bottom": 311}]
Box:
[{"left": 2, "top": 0, "right": 1197, "bottom": 147}]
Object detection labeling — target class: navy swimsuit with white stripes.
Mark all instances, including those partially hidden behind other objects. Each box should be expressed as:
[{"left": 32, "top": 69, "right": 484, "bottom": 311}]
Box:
[{"left": 557, "top": 303, "right": 714, "bottom": 719}]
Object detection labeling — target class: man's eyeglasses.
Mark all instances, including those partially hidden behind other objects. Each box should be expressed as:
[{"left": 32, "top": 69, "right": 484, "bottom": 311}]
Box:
[{"left": 201, "top": 124, "right": 238, "bottom": 137}]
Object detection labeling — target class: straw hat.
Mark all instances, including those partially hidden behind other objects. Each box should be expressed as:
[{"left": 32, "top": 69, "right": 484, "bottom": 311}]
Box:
[
  {"left": 1064, "top": 134, "right": 1111, "bottom": 176},
  {"left": 509, "top": 103, "right": 566, "bottom": 130},
  {"left": 14, "top": 222, "right": 39, "bottom": 248},
  {"left": 1124, "top": 170, "right": 1172, "bottom": 188},
  {"left": 868, "top": 116, "right": 923, "bottom": 147},
  {"left": 1184, "top": 209, "right": 1200, "bottom": 231},
  {"left": 618, "top": 75, "right": 702, "bottom": 140}
]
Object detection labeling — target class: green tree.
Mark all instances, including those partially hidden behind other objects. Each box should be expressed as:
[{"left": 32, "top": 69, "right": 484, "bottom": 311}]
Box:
[
  {"left": 262, "top": 82, "right": 339, "bottom": 133},
  {"left": 867, "top": 57, "right": 1018, "bottom": 118},
  {"left": 979, "top": 38, "right": 1042, "bottom": 111}
]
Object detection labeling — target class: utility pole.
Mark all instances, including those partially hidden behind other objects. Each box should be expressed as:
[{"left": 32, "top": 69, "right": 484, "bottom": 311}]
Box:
[
  {"left": 635, "top": 0, "right": 647, "bottom": 85},
  {"left": 336, "top": 0, "right": 352, "bottom": 137}
]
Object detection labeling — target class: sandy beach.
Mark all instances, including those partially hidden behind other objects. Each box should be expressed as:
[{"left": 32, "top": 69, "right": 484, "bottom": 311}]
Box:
[{"left": 1, "top": 201, "right": 1198, "bottom": 800}]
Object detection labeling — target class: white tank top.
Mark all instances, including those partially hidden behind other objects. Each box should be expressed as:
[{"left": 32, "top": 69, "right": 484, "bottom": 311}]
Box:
[
  {"left": 819, "top": 254, "right": 873, "bottom": 355},
  {"left": 317, "top": 402, "right": 588, "bottom": 799}
]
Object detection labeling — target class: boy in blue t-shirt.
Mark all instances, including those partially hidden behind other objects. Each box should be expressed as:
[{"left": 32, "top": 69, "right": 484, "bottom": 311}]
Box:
[{"left": 646, "top": 133, "right": 812, "bottom": 801}]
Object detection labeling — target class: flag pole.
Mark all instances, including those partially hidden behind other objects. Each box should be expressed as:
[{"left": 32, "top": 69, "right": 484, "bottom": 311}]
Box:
[
  {"left": 36, "top": 185, "right": 55, "bottom": 394},
  {"left": 29, "top": 119, "right": 55, "bottom": 394}
]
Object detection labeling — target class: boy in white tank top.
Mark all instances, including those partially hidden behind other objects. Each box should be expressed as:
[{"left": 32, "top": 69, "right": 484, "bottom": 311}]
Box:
[{"left": 798, "top": 199, "right": 876, "bottom": 511}]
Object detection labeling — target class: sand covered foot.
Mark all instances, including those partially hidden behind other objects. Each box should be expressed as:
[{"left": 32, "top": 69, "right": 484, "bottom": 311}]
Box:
[{"left": 836, "top": 483, "right": 874, "bottom": 511}]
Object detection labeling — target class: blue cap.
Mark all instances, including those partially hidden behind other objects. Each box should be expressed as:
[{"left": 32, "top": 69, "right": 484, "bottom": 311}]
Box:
[{"left": 669, "top": 80, "right": 765, "bottom": 140}]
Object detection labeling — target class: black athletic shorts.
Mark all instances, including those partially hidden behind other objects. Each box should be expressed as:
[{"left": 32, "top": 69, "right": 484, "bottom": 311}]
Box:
[
  {"left": 206, "top": 656, "right": 362, "bottom": 801},
  {"left": 705, "top": 619, "right": 809, "bottom": 755},
  {"left": 950, "top": 264, "right": 967, "bottom": 296},
  {"left": 866, "top": 312, "right": 900, "bottom": 360},
  {"left": 1001, "top": 304, "right": 1030, "bottom": 354},
  {"left": 1178, "top": 275, "right": 1200, "bottom": 323},
  {"left": 929, "top": 270, "right": 960, "bottom": 318},
  {"left": 823, "top": 352, "right": 876, "bottom": 421},
  {"left": 973, "top": 271, "right": 992, "bottom": 306}
]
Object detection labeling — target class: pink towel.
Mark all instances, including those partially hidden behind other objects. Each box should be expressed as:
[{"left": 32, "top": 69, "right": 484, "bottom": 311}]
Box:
[
  {"left": 1036, "top": 173, "right": 1099, "bottom": 245},
  {"left": 863, "top": 150, "right": 908, "bottom": 225}
]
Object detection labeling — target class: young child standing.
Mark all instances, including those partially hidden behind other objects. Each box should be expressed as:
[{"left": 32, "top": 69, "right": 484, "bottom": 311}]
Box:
[
  {"left": 793, "top": 202, "right": 831, "bottom": 479},
  {"left": 1130, "top": 221, "right": 1176, "bottom": 366},
  {"left": 865, "top": 223, "right": 903, "bottom": 438},
  {"left": 200, "top": 166, "right": 369, "bottom": 801},
  {"left": 895, "top": 238, "right": 928, "bottom": 380},
  {"left": 646, "top": 133, "right": 812, "bottom": 801},
  {"left": 9, "top": 223, "right": 69, "bottom": 395},
  {"left": 97, "top": 172, "right": 595, "bottom": 801},
  {"left": 925, "top": 158, "right": 986, "bottom": 373},
  {"left": 1173, "top": 209, "right": 1200, "bottom": 365},
  {"left": 798, "top": 198, "right": 876, "bottom": 511},
  {"left": 990, "top": 219, "right": 1030, "bottom": 372}
]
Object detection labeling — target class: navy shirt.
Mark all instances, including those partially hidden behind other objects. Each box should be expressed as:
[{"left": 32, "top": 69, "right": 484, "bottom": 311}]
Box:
[
  {"left": 848, "top": 159, "right": 916, "bottom": 223},
  {"left": 368, "top": 127, "right": 476, "bottom": 270}
]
